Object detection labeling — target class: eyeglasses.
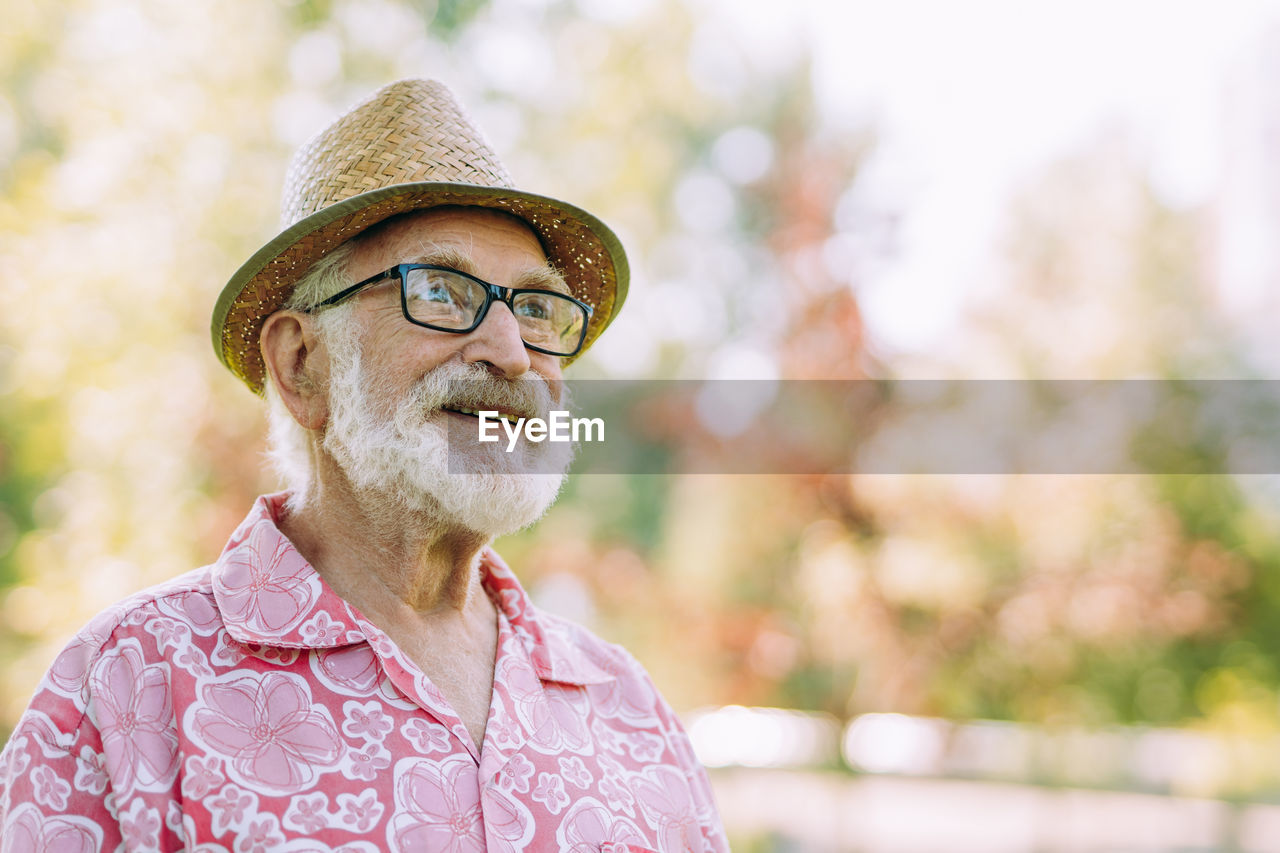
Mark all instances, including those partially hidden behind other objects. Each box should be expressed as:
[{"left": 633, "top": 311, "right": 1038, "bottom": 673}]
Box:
[{"left": 309, "top": 263, "right": 595, "bottom": 357}]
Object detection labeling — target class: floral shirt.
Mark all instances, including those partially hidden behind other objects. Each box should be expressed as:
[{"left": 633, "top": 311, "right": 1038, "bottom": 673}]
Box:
[{"left": 0, "top": 494, "right": 726, "bottom": 852}]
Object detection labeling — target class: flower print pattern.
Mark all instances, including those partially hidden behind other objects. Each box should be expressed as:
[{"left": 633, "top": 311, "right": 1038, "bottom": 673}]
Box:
[
  {"left": 209, "top": 784, "right": 257, "bottom": 838},
  {"left": 215, "top": 519, "right": 319, "bottom": 638},
  {"left": 558, "top": 755, "right": 593, "bottom": 790},
  {"left": 596, "top": 753, "right": 640, "bottom": 817},
  {"left": 89, "top": 640, "right": 179, "bottom": 795},
  {"left": 156, "top": 588, "right": 223, "bottom": 636},
  {"left": 244, "top": 643, "right": 300, "bottom": 666},
  {"left": 625, "top": 730, "right": 668, "bottom": 764},
  {"left": 119, "top": 797, "right": 162, "bottom": 850},
  {"left": 193, "top": 672, "right": 342, "bottom": 794},
  {"left": 146, "top": 617, "right": 191, "bottom": 652},
  {"left": 0, "top": 495, "right": 729, "bottom": 851},
  {"left": 343, "top": 741, "right": 391, "bottom": 782},
  {"left": 211, "top": 633, "right": 246, "bottom": 667},
  {"left": 312, "top": 645, "right": 381, "bottom": 697},
  {"left": 179, "top": 813, "right": 200, "bottom": 849},
  {"left": 599, "top": 772, "right": 637, "bottom": 818},
  {"left": 284, "top": 791, "right": 331, "bottom": 835},
  {"left": 499, "top": 655, "right": 591, "bottom": 755},
  {"left": 401, "top": 718, "right": 451, "bottom": 755},
  {"left": 30, "top": 765, "right": 70, "bottom": 810},
  {"left": 485, "top": 712, "right": 522, "bottom": 751},
  {"left": 236, "top": 814, "right": 285, "bottom": 853},
  {"left": 0, "top": 734, "right": 31, "bottom": 788},
  {"left": 48, "top": 632, "right": 110, "bottom": 697},
  {"left": 5, "top": 804, "right": 103, "bottom": 853},
  {"left": 496, "top": 589, "right": 526, "bottom": 623},
  {"left": 360, "top": 627, "right": 397, "bottom": 660},
  {"left": 165, "top": 800, "right": 184, "bottom": 838},
  {"left": 479, "top": 784, "right": 535, "bottom": 853},
  {"left": 531, "top": 772, "right": 569, "bottom": 815},
  {"left": 73, "top": 747, "right": 108, "bottom": 795},
  {"left": 343, "top": 701, "right": 394, "bottom": 741},
  {"left": 494, "top": 753, "right": 534, "bottom": 794},
  {"left": 182, "top": 754, "right": 226, "bottom": 800},
  {"left": 389, "top": 756, "right": 484, "bottom": 853},
  {"left": 590, "top": 716, "right": 627, "bottom": 756},
  {"left": 632, "top": 765, "right": 703, "bottom": 852},
  {"left": 555, "top": 798, "right": 648, "bottom": 853},
  {"left": 336, "top": 789, "right": 384, "bottom": 833},
  {"left": 587, "top": 658, "right": 660, "bottom": 728},
  {"left": 176, "top": 643, "right": 214, "bottom": 678},
  {"left": 301, "top": 611, "right": 347, "bottom": 645}
]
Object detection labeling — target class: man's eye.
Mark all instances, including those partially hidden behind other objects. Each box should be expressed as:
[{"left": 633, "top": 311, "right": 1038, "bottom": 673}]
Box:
[
  {"left": 515, "top": 297, "right": 554, "bottom": 320},
  {"left": 407, "top": 271, "right": 468, "bottom": 306},
  {"left": 424, "top": 282, "right": 456, "bottom": 303}
]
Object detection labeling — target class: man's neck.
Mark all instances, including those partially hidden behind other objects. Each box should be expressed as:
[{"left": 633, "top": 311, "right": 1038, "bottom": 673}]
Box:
[
  {"left": 276, "top": 461, "right": 501, "bottom": 751},
  {"left": 279, "top": 463, "right": 493, "bottom": 621}
]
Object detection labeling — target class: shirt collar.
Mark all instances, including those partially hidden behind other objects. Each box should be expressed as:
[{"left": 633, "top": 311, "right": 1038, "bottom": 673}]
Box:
[
  {"left": 211, "top": 493, "right": 359, "bottom": 649},
  {"left": 211, "top": 493, "right": 615, "bottom": 686},
  {"left": 479, "top": 548, "right": 616, "bottom": 687}
]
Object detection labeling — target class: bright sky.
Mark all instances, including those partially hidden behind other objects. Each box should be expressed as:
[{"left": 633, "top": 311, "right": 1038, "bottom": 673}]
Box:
[{"left": 704, "top": 0, "right": 1280, "bottom": 362}]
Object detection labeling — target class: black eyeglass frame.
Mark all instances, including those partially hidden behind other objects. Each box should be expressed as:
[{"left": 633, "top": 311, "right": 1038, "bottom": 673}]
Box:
[{"left": 308, "top": 263, "right": 595, "bottom": 358}]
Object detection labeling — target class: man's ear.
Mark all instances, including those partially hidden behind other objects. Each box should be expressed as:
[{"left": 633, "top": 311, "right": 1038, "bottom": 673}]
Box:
[{"left": 261, "top": 311, "right": 329, "bottom": 430}]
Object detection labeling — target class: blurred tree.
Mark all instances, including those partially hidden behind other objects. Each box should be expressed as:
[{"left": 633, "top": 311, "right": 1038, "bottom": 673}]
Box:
[
  {"left": 813, "top": 137, "right": 1280, "bottom": 759},
  {"left": 0, "top": 0, "right": 872, "bottom": 739},
  {"left": 6, "top": 1, "right": 1280, "bottom": 815}
]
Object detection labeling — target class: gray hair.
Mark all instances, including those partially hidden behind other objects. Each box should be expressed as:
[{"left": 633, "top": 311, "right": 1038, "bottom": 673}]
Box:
[
  {"left": 282, "top": 240, "right": 358, "bottom": 312},
  {"left": 263, "top": 241, "right": 359, "bottom": 507}
]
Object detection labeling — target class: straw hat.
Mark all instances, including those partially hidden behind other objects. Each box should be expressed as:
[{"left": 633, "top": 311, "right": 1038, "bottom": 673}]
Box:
[{"left": 211, "top": 79, "right": 629, "bottom": 395}]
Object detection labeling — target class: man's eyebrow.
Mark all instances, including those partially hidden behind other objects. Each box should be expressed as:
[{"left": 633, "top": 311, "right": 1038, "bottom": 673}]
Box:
[
  {"left": 512, "top": 266, "right": 570, "bottom": 294},
  {"left": 407, "top": 246, "right": 478, "bottom": 275},
  {"left": 407, "top": 245, "right": 569, "bottom": 294}
]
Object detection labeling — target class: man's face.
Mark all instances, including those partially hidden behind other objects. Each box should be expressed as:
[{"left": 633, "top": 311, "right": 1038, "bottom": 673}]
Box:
[
  {"left": 317, "top": 206, "right": 573, "bottom": 537},
  {"left": 340, "top": 205, "right": 566, "bottom": 398}
]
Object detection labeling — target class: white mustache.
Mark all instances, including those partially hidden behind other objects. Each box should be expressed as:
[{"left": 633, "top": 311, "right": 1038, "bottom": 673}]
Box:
[{"left": 402, "top": 361, "right": 561, "bottom": 426}]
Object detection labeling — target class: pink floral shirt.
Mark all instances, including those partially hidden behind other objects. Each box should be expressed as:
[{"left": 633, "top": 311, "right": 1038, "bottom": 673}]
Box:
[{"left": 0, "top": 494, "right": 726, "bottom": 852}]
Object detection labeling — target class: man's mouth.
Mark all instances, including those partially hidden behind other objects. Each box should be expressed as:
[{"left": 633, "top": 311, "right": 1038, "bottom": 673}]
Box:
[{"left": 442, "top": 406, "right": 523, "bottom": 425}]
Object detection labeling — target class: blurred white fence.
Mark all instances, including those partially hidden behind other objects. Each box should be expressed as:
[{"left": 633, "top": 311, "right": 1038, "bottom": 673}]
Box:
[{"left": 686, "top": 707, "right": 1280, "bottom": 852}]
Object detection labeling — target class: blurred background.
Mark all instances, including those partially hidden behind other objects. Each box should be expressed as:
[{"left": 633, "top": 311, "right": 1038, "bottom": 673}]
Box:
[{"left": 6, "top": 0, "right": 1280, "bottom": 849}]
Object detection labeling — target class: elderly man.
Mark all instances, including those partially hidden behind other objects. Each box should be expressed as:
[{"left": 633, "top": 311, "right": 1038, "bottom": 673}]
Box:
[{"left": 0, "top": 80, "right": 727, "bottom": 851}]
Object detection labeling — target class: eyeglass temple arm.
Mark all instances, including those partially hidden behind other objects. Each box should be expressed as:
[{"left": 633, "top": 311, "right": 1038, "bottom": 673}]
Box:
[{"left": 309, "top": 269, "right": 398, "bottom": 311}]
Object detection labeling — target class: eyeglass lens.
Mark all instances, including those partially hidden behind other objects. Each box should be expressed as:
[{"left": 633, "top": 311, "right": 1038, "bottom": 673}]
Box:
[{"left": 402, "top": 267, "right": 586, "bottom": 355}]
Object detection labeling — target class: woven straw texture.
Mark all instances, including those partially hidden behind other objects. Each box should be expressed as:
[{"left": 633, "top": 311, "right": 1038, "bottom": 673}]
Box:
[{"left": 212, "top": 79, "right": 627, "bottom": 394}]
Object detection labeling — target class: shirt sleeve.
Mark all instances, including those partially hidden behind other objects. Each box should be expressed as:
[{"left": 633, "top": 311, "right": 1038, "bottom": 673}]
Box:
[
  {"left": 0, "top": 704, "right": 120, "bottom": 852},
  {"left": 544, "top": 606, "right": 733, "bottom": 853},
  {"left": 596, "top": 640, "right": 728, "bottom": 853},
  {"left": 650, "top": 681, "right": 731, "bottom": 853}
]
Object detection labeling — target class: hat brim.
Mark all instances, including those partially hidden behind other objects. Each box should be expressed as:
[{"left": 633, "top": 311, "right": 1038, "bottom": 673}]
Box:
[{"left": 212, "top": 181, "right": 629, "bottom": 395}]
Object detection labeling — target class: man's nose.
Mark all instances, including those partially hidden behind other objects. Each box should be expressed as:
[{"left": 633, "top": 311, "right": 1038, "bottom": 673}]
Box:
[{"left": 459, "top": 301, "right": 532, "bottom": 378}]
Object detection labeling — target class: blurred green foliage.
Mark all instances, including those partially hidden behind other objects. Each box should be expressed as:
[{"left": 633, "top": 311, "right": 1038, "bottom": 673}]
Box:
[{"left": 3, "top": 0, "right": 1280, "bottom": 810}]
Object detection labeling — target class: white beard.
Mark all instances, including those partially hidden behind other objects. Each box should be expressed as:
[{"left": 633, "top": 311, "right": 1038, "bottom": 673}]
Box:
[{"left": 320, "top": 327, "right": 570, "bottom": 540}]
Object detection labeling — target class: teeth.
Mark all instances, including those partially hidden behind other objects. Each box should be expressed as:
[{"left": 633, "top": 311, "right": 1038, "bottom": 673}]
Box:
[{"left": 447, "top": 407, "right": 520, "bottom": 424}]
